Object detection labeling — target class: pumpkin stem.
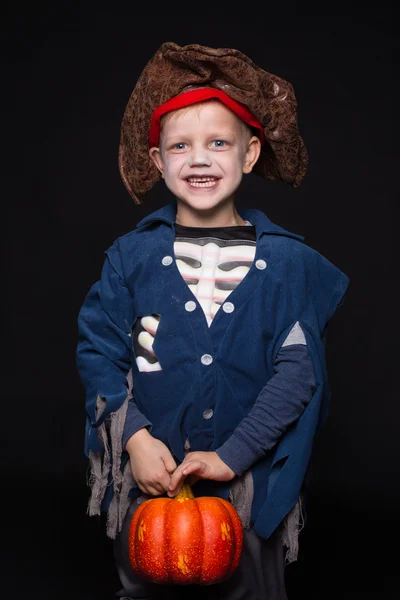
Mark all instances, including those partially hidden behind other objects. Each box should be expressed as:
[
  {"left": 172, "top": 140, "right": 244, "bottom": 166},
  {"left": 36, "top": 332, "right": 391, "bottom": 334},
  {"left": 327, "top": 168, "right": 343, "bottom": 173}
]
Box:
[{"left": 175, "top": 483, "right": 194, "bottom": 500}]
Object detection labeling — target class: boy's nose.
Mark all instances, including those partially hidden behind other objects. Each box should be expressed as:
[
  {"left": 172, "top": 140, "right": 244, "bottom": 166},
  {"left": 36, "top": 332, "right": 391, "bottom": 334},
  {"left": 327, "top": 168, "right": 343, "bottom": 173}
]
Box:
[{"left": 188, "top": 148, "right": 212, "bottom": 168}]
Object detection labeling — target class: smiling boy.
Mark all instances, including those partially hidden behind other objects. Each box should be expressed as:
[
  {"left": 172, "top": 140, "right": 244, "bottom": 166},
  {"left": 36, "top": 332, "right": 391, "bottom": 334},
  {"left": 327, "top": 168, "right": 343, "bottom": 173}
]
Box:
[
  {"left": 77, "top": 42, "right": 349, "bottom": 599},
  {"left": 149, "top": 99, "right": 260, "bottom": 228}
]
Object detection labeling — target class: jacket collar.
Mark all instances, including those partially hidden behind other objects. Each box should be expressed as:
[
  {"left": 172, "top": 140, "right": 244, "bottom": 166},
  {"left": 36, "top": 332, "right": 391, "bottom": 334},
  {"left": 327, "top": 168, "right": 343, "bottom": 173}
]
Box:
[{"left": 135, "top": 198, "right": 304, "bottom": 241}]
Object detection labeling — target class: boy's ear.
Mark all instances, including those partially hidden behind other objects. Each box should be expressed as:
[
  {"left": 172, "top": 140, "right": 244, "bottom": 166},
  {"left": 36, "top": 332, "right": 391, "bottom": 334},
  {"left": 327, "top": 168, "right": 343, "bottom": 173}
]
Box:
[
  {"left": 149, "top": 147, "right": 164, "bottom": 177},
  {"left": 242, "top": 136, "right": 262, "bottom": 174}
]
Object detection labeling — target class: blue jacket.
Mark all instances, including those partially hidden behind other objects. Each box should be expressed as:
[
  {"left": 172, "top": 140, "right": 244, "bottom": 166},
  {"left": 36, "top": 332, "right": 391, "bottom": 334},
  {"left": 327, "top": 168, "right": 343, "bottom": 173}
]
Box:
[{"left": 76, "top": 199, "right": 349, "bottom": 539}]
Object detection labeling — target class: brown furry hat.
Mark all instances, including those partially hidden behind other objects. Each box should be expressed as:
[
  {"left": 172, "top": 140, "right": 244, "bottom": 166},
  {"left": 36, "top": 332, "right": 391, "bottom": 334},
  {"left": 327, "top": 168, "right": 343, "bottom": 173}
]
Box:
[{"left": 119, "top": 42, "right": 308, "bottom": 204}]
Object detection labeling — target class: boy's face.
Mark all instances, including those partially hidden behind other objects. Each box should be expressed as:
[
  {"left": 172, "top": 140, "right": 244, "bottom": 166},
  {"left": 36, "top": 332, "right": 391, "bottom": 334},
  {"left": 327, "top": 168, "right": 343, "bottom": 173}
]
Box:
[{"left": 149, "top": 101, "right": 261, "bottom": 221}]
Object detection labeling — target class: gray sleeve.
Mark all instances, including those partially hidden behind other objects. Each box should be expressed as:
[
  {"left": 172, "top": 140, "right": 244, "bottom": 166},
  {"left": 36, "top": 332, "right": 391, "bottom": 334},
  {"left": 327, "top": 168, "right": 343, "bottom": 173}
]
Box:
[{"left": 122, "top": 400, "right": 152, "bottom": 449}]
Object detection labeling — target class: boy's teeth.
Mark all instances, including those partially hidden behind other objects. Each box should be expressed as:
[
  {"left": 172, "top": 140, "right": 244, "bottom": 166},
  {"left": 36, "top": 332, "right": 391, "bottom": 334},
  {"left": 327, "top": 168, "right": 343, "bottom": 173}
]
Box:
[
  {"left": 187, "top": 177, "right": 218, "bottom": 188},
  {"left": 187, "top": 177, "right": 216, "bottom": 182}
]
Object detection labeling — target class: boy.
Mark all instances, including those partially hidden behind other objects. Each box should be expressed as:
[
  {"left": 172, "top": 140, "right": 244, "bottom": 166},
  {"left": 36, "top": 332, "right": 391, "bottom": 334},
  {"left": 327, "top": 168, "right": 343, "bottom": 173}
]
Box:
[{"left": 77, "top": 42, "right": 349, "bottom": 599}]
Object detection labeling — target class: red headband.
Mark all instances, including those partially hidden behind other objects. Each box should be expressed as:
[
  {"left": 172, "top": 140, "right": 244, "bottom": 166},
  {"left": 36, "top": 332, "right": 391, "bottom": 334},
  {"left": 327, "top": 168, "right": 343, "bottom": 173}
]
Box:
[{"left": 149, "top": 88, "right": 265, "bottom": 148}]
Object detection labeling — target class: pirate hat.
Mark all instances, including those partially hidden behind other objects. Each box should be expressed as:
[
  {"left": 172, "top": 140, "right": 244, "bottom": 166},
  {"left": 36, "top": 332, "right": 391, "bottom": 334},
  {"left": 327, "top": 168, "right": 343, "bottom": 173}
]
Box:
[{"left": 119, "top": 42, "right": 308, "bottom": 203}]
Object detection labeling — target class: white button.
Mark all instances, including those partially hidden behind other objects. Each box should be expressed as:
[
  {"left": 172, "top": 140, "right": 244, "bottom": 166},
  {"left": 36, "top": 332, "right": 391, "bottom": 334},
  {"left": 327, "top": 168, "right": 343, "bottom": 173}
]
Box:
[
  {"left": 137, "top": 496, "right": 145, "bottom": 505},
  {"left": 201, "top": 354, "right": 213, "bottom": 366},
  {"left": 223, "top": 302, "right": 235, "bottom": 313},
  {"left": 162, "top": 255, "right": 173, "bottom": 266},
  {"left": 255, "top": 259, "right": 267, "bottom": 270},
  {"left": 185, "top": 300, "right": 196, "bottom": 312},
  {"left": 203, "top": 408, "right": 214, "bottom": 419}
]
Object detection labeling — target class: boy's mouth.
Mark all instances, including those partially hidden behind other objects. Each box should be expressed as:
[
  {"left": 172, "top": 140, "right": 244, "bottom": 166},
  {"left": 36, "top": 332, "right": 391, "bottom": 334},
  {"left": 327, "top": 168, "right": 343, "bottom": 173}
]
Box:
[{"left": 185, "top": 176, "right": 220, "bottom": 188}]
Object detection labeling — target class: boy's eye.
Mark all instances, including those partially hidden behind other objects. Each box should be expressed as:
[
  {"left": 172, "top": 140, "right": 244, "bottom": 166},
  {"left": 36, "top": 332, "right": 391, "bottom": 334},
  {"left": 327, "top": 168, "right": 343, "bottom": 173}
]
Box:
[
  {"left": 172, "top": 143, "right": 187, "bottom": 150},
  {"left": 210, "top": 140, "right": 226, "bottom": 148}
]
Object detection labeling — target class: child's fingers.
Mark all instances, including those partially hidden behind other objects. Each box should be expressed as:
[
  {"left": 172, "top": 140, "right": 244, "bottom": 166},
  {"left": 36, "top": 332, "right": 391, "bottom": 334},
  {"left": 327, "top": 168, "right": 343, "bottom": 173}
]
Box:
[
  {"left": 168, "top": 461, "right": 205, "bottom": 496},
  {"left": 167, "top": 468, "right": 184, "bottom": 494},
  {"left": 139, "top": 481, "right": 165, "bottom": 496},
  {"left": 158, "top": 469, "right": 174, "bottom": 493},
  {"left": 167, "top": 466, "right": 186, "bottom": 495},
  {"left": 162, "top": 451, "right": 177, "bottom": 475},
  {"left": 182, "top": 460, "right": 207, "bottom": 476}
]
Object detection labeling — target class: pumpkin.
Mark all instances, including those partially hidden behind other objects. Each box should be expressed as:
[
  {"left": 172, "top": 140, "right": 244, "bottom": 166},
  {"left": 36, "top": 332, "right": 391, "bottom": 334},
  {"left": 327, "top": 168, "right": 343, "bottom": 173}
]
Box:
[{"left": 128, "top": 483, "right": 243, "bottom": 585}]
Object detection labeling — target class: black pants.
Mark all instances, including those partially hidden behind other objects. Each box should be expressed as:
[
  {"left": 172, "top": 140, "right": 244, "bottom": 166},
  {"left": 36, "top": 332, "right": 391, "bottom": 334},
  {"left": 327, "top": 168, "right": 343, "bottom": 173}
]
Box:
[{"left": 113, "top": 497, "right": 289, "bottom": 600}]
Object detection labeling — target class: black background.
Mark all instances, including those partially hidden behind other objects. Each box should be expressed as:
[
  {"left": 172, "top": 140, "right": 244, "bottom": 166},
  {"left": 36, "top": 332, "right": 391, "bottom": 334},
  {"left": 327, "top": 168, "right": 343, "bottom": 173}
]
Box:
[{"left": 3, "top": 3, "right": 397, "bottom": 598}]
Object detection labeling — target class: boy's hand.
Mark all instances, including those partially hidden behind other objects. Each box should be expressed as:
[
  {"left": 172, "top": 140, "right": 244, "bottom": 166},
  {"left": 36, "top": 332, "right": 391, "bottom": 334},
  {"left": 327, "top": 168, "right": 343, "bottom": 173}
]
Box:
[
  {"left": 125, "top": 428, "right": 177, "bottom": 496},
  {"left": 167, "top": 451, "right": 236, "bottom": 497}
]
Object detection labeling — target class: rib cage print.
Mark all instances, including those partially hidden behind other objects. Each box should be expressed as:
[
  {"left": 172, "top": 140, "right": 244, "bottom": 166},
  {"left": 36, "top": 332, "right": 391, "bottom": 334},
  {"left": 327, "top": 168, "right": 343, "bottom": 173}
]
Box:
[
  {"left": 174, "top": 236, "right": 256, "bottom": 327},
  {"left": 133, "top": 228, "right": 256, "bottom": 372}
]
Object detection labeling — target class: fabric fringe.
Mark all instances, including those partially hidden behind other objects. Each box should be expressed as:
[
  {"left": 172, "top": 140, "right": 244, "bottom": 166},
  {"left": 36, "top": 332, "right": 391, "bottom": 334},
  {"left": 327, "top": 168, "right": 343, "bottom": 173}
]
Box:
[
  {"left": 105, "top": 396, "right": 130, "bottom": 538},
  {"left": 87, "top": 370, "right": 134, "bottom": 539},
  {"left": 228, "top": 470, "right": 254, "bottom": 529},
  {"left": 281, "top": 495, "right": 305, "bottom": 564},
  {"left": 228, "top": 468, "right": 304, "bottom": 563},
  {"left": 87, "top": 396, "right": 109, "bottom": 517}
]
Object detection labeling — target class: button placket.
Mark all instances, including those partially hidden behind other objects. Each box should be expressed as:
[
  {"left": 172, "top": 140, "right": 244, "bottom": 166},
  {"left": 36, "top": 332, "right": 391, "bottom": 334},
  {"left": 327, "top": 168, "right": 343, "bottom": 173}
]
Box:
[{"left": 162, "top": 246, "right": 216, "bottom": 375}]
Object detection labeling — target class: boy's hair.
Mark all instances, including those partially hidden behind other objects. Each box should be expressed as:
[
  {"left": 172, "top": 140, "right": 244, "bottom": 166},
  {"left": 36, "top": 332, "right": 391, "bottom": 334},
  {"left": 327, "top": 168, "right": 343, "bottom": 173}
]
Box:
[{"left": 119, "top": 42, "right": 308, "bottom": 204}]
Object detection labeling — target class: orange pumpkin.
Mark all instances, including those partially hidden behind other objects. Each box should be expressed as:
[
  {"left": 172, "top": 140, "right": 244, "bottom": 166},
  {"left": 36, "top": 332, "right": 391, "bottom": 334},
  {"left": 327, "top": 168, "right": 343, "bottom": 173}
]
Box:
[{"left": 128, "top": 483, "right": 243, "bottom": 585}]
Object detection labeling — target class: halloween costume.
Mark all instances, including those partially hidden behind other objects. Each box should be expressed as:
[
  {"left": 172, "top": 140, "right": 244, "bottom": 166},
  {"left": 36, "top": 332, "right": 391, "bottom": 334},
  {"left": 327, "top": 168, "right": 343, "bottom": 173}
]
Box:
[{"left": 76, "top": 42, "right": 349, "bottom": 598}]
